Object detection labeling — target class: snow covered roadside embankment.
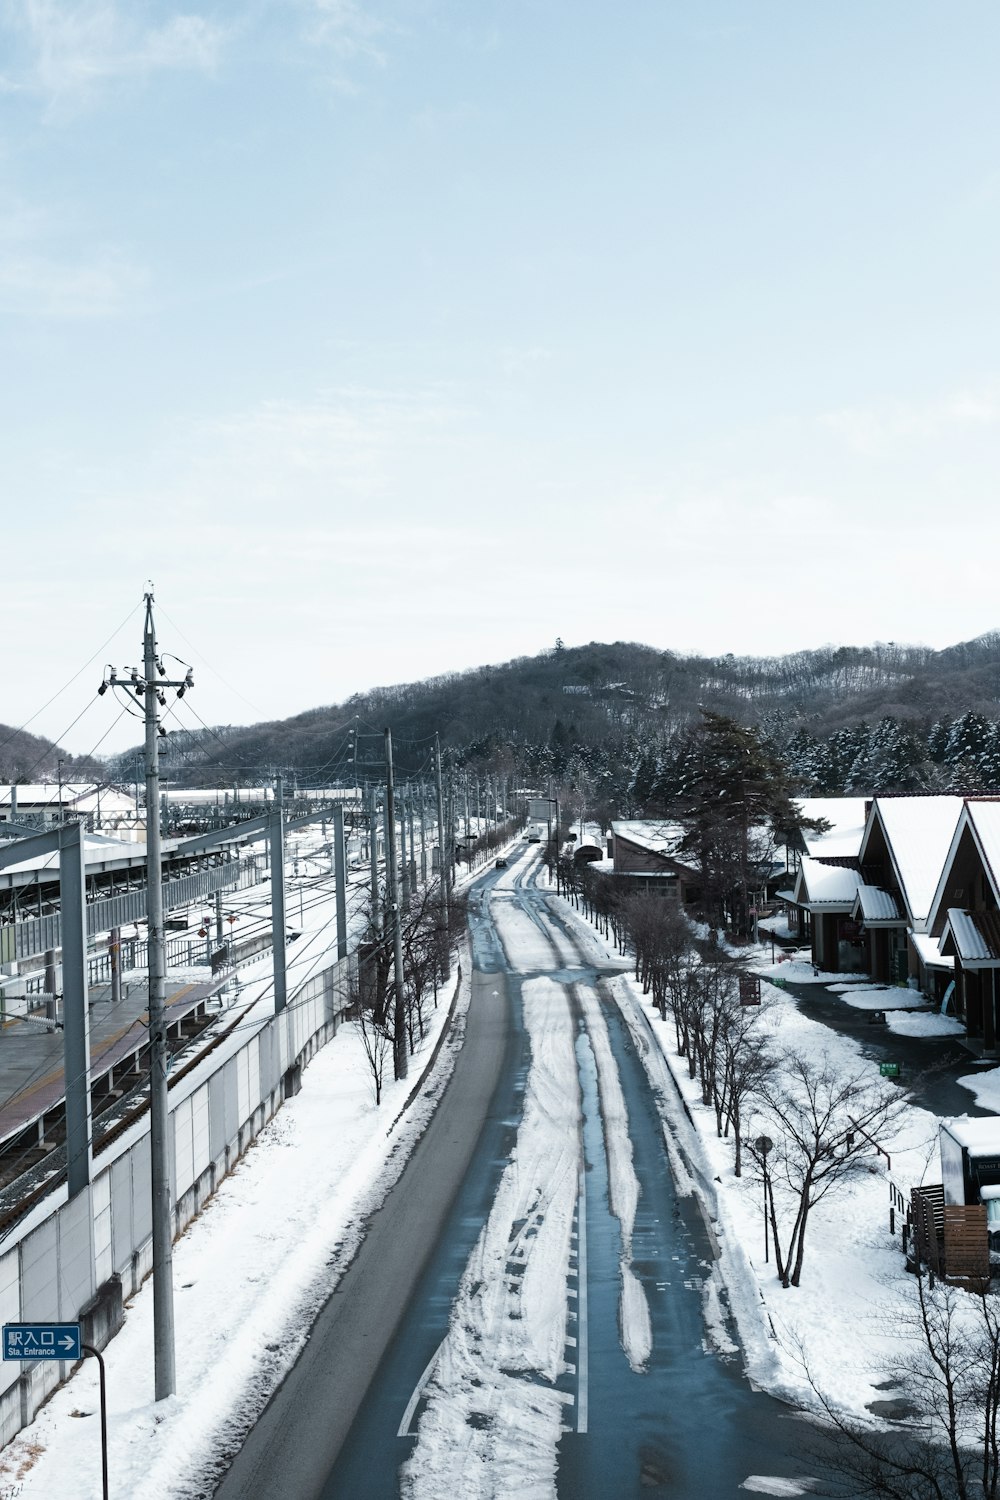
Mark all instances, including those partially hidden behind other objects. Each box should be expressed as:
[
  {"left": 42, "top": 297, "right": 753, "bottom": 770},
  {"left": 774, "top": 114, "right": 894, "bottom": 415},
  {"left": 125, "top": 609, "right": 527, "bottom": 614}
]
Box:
[
  {"left": 402, "top": 976, "right": 579, "bottom": 1500},
  {"left": 550, "top": 896, "right": 952, "bottom": 1427},
  {"left": 0, "top": 955, "right": 473, "bottom": 1500}
]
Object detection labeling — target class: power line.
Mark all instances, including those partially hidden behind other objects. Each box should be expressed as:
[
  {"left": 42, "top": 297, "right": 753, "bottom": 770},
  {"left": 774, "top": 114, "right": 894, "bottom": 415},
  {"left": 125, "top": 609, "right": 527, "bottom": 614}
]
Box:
[{"left": 0, "top": 600, "right": 141, "bottom": 761}]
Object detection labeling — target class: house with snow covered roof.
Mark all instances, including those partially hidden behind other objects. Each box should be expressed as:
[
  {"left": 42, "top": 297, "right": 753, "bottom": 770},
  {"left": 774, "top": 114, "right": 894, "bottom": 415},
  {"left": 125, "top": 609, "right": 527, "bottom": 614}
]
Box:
[
  {"left": 851, "top": 795, "right": 964, "bottom": 988},
  {"left": 607, "top": 821, "right": 701, "bottom": 904},
  {"left": 782, "top": 795, "right": 965, "bottom": 981},
  {"left": 774, "top": 797, "right": 870, "bottom": 956},
  {"left": 788, "top": 857, "right": 867, "bottom": 971},
  {"left": 925, "top": 799, "right": 1000, "bottom": 1055},
  {"left": 792, "top": 797, "right": 870, "bottom": 863}
]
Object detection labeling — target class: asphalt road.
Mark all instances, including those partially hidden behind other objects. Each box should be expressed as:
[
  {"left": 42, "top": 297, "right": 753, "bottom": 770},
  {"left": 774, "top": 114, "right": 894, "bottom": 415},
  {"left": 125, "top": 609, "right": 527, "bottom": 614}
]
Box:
[
  {"left": 320, "top": 870, "right": 838, "bottom": 1499},
  {"left": 776, "top": 975, "right": 994, "bottom": 1120},
  {"left": 212, "top": 961, "right": 512, "bottom": 1500}
]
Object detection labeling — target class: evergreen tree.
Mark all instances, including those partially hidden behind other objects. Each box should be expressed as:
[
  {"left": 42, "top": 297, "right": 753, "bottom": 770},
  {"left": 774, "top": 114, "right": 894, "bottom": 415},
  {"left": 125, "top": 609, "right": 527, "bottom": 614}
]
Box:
[
  {"left": 785, "top": 727, "right": 825, "bottom": 791},
  {"left": 927, "top": 718, "right": 951, "bottom": 764},
  {"left": 945, "top": 711, "right": 994, "bottom": 787},
  {"left": 858, "top": 717, "right": 925, "bottom": 793},
  {"left": 674, "top": 711, "right": 810, "bottom": 936}
]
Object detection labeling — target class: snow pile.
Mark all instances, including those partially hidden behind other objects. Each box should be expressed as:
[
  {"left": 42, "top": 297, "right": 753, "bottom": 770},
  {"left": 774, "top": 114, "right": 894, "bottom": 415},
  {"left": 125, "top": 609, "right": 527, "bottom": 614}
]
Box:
[
  {"left": 958, "top": 1068, "right": 1000, "bottom": 1111},
  {"left": 492, "top": 893, "right": 559, "bottom": 970},
  {"left": 837, "top": 984, "right": 920, "bottom": 1010},
  {"left": 759, "top": 959, "right": 851, "bottom": 984},
  {"left": 887, "top": 1011, "right": 965, "bottom": 1037},
  {"left": 577, "top": 985, "right": 650, "bottom": 1371}
]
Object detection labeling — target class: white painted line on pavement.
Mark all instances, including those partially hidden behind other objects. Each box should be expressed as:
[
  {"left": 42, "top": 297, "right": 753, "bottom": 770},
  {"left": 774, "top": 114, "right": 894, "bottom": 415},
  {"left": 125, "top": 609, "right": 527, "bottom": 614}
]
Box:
[
  {"left": 397, "top": 1339, "right": 445, "bottom": 1438},
  {"left": 576, "top": 1163, "right": 589, "bottom": 1433}
]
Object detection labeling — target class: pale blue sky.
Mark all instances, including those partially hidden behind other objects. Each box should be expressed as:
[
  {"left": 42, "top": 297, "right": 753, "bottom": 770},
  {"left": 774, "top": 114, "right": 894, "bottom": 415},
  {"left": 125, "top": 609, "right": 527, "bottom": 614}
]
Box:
[{"left": 3, "top": 1, "right": 1000, "bottom": 755}]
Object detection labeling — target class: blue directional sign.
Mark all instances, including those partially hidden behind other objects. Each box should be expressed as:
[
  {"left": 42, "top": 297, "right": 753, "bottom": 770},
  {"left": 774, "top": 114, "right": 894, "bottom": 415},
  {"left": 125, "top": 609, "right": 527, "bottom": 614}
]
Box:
[{"left": 3, "top": 1323, "right": 81, "bottom": 1361}]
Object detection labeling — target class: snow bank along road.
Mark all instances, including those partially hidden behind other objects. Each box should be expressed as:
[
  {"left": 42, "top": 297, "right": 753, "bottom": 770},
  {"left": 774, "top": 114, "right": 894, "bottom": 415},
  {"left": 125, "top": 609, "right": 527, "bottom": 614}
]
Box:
[{"left": 218, "top": 849, "right": 836, "bottom": 1499}]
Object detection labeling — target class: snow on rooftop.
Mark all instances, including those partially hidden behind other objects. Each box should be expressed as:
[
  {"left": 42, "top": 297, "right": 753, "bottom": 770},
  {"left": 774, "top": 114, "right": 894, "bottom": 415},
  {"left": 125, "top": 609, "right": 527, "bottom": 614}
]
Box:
[
  {"left": 0, "top": 784, "right": 136, "bottom": 810},
  {"left": 910, "top": 931, "right": 953, "bottom": 969},
  {"left": 854, "top": 885, "right": 900, "bottom": 922},
  {"left": 964, "top": 799, "right": 1000, "bottom": 898},
  {"left": 870, "top": 795, "right": 963, "bottom": 927},
  {"left": 941, "top": 1115, "right": 1000, "bottom": 1153},
  {"left": 610, "top": 820, "right": 685, "bottom": 857},
  {"left": 798, "top": 856, "right": 863, "bottom": 906},
  {"left": 943, "top": 907, "right": 1000, "bottom": 963},
  {"left": 794, "top": 798, "right": 869, "bottom": 859}
]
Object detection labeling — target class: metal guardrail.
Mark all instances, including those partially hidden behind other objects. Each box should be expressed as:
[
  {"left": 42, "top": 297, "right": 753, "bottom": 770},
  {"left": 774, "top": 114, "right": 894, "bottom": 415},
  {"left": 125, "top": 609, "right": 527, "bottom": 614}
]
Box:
[{"left": 3, "top": 856, "right": 260, "bottom": 963}]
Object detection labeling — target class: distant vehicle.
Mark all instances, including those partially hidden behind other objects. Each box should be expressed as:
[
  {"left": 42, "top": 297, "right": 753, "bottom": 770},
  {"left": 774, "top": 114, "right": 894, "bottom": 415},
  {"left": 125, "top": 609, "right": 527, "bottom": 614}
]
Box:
[
  {"left": 526, "top": 832, "right": 542, "bottom": 843},
  {"left": 495, "top": 856, "right": 508, "bottom": 868}
]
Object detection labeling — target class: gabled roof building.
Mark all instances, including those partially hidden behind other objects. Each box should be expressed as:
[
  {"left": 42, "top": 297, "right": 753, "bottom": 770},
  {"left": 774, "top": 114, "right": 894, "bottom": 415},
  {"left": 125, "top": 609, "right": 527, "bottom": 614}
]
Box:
[{"left": 926, "top": 799, "right": 1000, "bottom": 1055}]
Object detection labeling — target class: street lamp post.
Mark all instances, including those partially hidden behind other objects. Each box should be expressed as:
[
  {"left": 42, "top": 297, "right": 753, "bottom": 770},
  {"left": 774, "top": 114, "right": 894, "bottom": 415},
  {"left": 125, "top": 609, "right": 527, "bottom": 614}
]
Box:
[{"left": 756, "top": 1135, "right": 773, "bottom": 1263}]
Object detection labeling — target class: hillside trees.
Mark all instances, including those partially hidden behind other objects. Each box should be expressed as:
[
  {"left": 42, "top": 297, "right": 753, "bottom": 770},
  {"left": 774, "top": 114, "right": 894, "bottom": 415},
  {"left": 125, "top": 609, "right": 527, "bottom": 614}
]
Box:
[{"left": 105, "top": 633, "right": 1000, "bottom": 803}]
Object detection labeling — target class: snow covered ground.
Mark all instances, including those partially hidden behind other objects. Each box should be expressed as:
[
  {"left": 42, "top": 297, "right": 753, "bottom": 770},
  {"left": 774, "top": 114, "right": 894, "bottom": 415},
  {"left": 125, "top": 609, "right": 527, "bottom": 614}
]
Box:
[
  {"left": 554, "top": 896, "right": 993, "bottom": 1434},
  {"left": 0, "top": 955, "right": 472, "bottom": 1499},
  {"left": 2, "top": 844, "right": 996, "bottom": 1497}
]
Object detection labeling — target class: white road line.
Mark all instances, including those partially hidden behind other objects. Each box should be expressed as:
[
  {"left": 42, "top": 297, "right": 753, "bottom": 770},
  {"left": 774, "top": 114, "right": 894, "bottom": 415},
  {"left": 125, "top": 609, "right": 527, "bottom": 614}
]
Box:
[
  {"left": 397, "top": 1339, "right": 445, "bottom": 1437},
  {"left": 576, "top": 1163, "right": 589, "bottom": 1433}
]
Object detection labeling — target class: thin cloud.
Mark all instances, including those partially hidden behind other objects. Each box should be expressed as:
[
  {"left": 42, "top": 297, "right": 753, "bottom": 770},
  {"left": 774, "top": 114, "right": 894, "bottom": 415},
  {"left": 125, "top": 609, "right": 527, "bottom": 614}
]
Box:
[
  {"left": 305, "top": 0, "right": 391, "bottom": 63},
  {"left": 0, "top": 244, "right": 148, "bottom": 318},
  {"left": 823, "top": 385, "right": 1000, "bottom": 455},
  {"left": 6, "top": 1, "right": 227, "bottom": 109}
]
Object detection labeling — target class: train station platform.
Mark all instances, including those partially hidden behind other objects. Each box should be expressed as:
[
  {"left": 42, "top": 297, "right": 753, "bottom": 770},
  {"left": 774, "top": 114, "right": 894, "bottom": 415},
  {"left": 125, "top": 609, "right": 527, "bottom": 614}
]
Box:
[{"left": 0, "top": 969, "right": 228, "bottom": 1144}]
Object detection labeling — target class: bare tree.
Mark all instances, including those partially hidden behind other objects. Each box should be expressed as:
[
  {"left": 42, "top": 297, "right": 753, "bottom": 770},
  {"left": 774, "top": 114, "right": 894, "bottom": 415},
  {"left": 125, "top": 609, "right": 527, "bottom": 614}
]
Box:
[
  {"left": 350, "top": 970, "right": 393, "bottom": 1107},
  {"left": 797, "top": 1271, "right": 1000, "bottom": 1499},
  {"left": 714, "top": 995, "right": 775, "bottom": 1178},
  {"left": 746, "top": 1053, "right": 906, "bottom": 1288}
]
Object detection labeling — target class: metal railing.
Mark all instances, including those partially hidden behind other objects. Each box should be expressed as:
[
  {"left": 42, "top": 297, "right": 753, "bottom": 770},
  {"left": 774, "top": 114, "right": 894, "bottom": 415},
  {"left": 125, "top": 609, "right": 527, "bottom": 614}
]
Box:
[{"left": 3, "top": 856, "right": 260, "bottom": 963}]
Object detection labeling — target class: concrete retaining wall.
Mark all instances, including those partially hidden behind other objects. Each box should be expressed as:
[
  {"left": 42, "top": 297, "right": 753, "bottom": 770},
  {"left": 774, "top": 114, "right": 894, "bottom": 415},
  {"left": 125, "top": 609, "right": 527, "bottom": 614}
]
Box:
[{"left": 0, "top": 949, "right": 357, "bottom": 1448}]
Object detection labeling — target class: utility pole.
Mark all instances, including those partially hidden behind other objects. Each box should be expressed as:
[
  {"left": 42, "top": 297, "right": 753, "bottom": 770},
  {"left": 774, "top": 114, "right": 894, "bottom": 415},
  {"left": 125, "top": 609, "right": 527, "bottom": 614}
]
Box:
[
  {"left": 368, "top": 784, "right": 381, "bottom": 936},
  {"left": 384, "top": 729, "right": 408, "bottom": 1081},
  {"left": 102, "top": 593, "right": 192, "bottom": 1402},
  {"left": 399, "top": 788, "right": 410, "bottom": 902},
  {"left": 434, "top": 735, "right": 450, "bottom": 979},
  {"left": 142, "top": 595, "right": 178, "bottom": 1400},
  {"left": 333, "top": 804, "right": 348, "bottom": 960},
  {"left": 270, "top": 774, "right": 288, "bottom": 1013},
  {"left": 407, "top": 789, "right": 417, "bottom": 893}
]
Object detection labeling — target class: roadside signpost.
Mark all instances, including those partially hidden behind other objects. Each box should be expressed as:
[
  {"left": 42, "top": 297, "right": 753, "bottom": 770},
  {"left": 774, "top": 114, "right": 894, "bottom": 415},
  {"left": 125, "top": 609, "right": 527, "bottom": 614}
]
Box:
[
  {"left": 880, "top": 1061, "right": 901, "bottom": 1078},
  {"left": 4, "top": 1324, "right": 108, "bottom": 1498},
  {"left": 3, "top": 1323, "right": 80, "bottom": 1361},
  {"left": 739, "top": 974, "right": 762, "bottom": 1007}
]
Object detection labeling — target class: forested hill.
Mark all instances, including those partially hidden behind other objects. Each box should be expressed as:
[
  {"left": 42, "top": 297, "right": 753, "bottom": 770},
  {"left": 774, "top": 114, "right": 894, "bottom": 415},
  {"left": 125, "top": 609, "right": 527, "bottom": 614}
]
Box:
[
  {"left": 136, "top": 633, "right": 1000, "bottom": 806},
  {"left": 0, "top": 724, "right": 99, "bottom": 785}
]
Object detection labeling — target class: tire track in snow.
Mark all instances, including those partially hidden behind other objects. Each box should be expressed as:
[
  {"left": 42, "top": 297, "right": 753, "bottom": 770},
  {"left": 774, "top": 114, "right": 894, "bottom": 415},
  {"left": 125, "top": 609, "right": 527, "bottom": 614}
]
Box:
[
  {"left": 400, "top": 978, "right": 581, "bottom": 1500},
  {"left": 576, "top": 984, "right": 652, "bottom": 1373}
]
